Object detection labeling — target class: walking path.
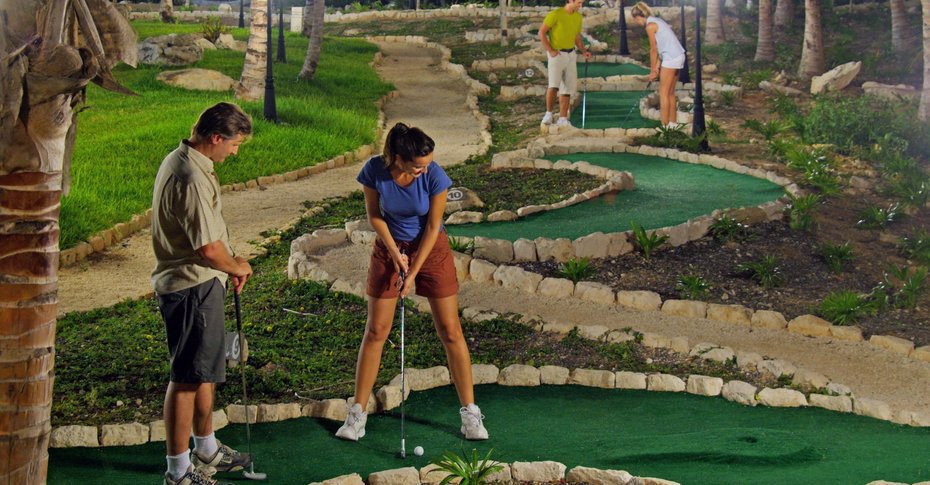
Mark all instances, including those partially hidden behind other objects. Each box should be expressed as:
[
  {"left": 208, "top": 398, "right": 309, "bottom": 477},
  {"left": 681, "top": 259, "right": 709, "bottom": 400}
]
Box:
[{"left": 57, "top": 41, "right": 485, "bottom": 315}]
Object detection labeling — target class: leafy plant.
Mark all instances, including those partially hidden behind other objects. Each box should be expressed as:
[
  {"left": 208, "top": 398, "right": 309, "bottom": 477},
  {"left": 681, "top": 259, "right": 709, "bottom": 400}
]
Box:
[
  {"left": 738, "top": 255, "right": 784, "bottom": 288},
  {"left": 636, "top": 124, "right": 708, "bottom": 153},
  {"left": 786, "top": 193, "right": 821, "bottom": 231},
  {"left": 429, "top": 448, "right": 504, "bottom": 485},
  {"left": 784, "top": 146, "right": 842, "bottom": 195},
  {"left": 559, "top": 257, "right": 596, "bottom": 283},
  {"left": 676, "top": 274, "right": 710, "bottom": 300},
  {"left": 768, "top": 137, "right": 798, "bottom": 161},
  {"left": 888, "top": 176, "right": 930, "bottom": 209},
  {"left": 819, "top": 242, "right": 854, "bottom": 272},
  {"left": 900, "top": 229, "right": 930, "bottom": 265},
  {"left": 819, "top": 290, "right": 870, "bottom": 325},
  {"left": 719, "top": 90, "right": 738, "bottom": 107},
  {"left": 631, "top": 221, "right": 669, "bottom": 260},
  {"left": 886, "top": 265, "right": 929, "bottom": 309},
  {"left": 448, "top": 236, "right": 476, "bottom": 254},
  {"left": 710, "top": 216, "right": 748, "bottom": 243},
  {"left": 200, "top": 16, "right": 228, "bottom": 43},
  {"left": 706, "top": 119, "right": 726, "bottom": 141},
  {"left": 856, "top": 204, "right": 901, "bottom": 230},
  {"left": 743, "top": 118, "right": 793, "bottom": 141}
]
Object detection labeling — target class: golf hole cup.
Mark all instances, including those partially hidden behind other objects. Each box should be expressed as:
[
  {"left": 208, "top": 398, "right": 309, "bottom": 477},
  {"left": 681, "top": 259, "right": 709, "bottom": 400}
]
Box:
[{"left": 414, "top": 446, "right": 424, "bottom": 457}]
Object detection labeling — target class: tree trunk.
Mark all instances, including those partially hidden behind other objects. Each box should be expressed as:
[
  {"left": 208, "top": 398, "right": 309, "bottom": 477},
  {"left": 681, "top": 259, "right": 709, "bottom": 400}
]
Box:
[
  {"left": 298, "top": 0, "right": 325, "bottom": 79},
  {"left": 705, "top": 0, "right": 726, "bottom": 45},
  {"left": 891, "top": 0, "right": 915, "bottom": 52},
  {"left": 920, "top": 0, "right": 930, "bottom": 120},
  {"left": 755, "top": 0, "right": 775, "bottom": 61},
  {"left": 160, "top": 0, "right": 175, "bottom": 22},
  {"left": 302, "top": 0, "right": 315, "bottom": 37},
  {"left": 774, "top": 0, "right": 794, "bottom": 27},
  {"left": 0, "top": 0, "right": 135, "bottom": 482},
  {"left": 500, "top": 0, "right": 509, "bottom": 46},
  {"left": 798, "top": 0, "right": 824, "bottom": 80},
  {"left": 237, "top": 0, "right": 269, "bottom": 101}
]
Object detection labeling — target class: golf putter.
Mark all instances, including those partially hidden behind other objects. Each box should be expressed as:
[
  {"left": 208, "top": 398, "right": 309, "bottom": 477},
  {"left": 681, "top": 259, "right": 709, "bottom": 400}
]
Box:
[
  {"left": 234, "top": 291, "right": 267, "bottom": 481},
  {"left": 397, "top": 263, "right": 407, "bottom": 459},
  {"left": 581, "top": 57, "right": 589, "bottom": 129}
]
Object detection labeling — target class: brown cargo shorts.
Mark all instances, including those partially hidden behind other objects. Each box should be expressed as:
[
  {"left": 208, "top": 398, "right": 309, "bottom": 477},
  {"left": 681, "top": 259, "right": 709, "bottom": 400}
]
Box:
[{"left": 367, "top": 231, "right": 459, "bottom": 299}]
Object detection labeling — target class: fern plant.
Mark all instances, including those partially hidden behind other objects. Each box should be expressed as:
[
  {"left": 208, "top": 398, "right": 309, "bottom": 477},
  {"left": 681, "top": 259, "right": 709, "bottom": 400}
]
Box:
[
  {"left": 819, "top": 290, "right": 869, "bottom": 325},
  {"left": 856, "top": 204, "right": 901, "bottom": 230},
  {"left": 900, "top": 229, "right": 930, "bottom": 265},
  {"left": 738, "top": 255, "right": 784, "bottom": 288},
  {"left": 631, "top": 221, "right": 669, "bottom": 260},
  {"left": 676, "top": 274, "right": 710, "bottom": 300},
  {"left": 786, "top": 193, "right": 820, "bottom": 231},
  {"left": 818, "top": 242, "right": 854, "bottom": 273},
  {"left": 201, "top": 16, "right": 229, "bottom": 43},
  {"left": 428, "top": 448, "right": 504, "bottom": 485},
  {"left": 559, "top": 257, "right": 596, "bottom": 283},
  {"left": 448, "top": 236, "right": 476, "bottom": 254},
  {"left": 710, "top": 216, "right": 748, "bottom": 243}
]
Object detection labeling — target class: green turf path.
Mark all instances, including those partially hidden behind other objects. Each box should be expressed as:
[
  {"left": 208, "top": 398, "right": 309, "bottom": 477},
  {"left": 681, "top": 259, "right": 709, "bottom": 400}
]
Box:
[
  {"left": 48, "top": 386, "right": 930, "bottom": 484},
  {"left": 578, "top": 61, "right": 650, "bottom": 78},
  {"left": 569, "top": 91, "right": 660, "bottom": 129},
  {"left": 446, "top": 152, "right": 784, "bottom": 241}
]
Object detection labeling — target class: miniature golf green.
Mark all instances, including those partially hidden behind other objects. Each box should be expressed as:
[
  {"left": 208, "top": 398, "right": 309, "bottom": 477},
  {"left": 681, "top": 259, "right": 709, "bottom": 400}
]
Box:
[
  {"left": 578, "top": 61, "right": 650, "bottom": 78},
  {"left": 569, "top": 91, "right": 660, "bottom": 129},
  {"left": 446, "top": 152, "right": 784, "bottom": 241},
  {"left": 49, "top": 385, "right": 930, "bottom": 484}
]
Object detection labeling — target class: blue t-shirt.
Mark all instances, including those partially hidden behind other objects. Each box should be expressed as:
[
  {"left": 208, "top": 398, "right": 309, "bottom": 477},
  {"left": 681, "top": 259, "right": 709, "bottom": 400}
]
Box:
[{"left": 356, "top": 155, "right": 453, "bottom": 242}]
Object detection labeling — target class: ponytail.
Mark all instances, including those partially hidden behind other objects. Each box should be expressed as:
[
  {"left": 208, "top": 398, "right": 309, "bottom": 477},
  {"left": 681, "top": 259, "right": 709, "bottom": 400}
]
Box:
[
  {"left": 382, "top": 122, "right": 435, "bottom": 167},
  {"left": 631, "top": 1, "right": 652, "bottom": 18}
]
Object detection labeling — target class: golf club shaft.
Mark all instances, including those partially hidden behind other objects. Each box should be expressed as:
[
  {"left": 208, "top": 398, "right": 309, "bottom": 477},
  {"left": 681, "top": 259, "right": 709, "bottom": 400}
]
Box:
[
  {"left": 399, "top": 263, "right": 406, "bottom": 458},
  {"left": 581, "top": 58, "right": 588, "bottom": 129},
  {"left": 234, "top": 292, "right": 255, "bottom": 462}
]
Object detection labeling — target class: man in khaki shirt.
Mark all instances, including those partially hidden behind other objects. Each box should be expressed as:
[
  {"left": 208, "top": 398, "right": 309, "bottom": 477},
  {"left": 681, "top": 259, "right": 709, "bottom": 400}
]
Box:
[{"left": 152, "top": 102, "right": 254, "bottom": 485}]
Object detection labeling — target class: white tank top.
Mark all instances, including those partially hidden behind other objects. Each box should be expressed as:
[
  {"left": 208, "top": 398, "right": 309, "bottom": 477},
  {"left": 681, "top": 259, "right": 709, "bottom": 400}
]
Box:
[{"left": 647, "top": 16, "right": 685, "bottom": 60}]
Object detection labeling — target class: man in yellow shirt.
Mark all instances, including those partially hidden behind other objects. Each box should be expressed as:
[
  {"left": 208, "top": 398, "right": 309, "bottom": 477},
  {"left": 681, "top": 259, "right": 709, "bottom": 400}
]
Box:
[{"left": 539, "top": 0, "right": 592, "bottom": 127}]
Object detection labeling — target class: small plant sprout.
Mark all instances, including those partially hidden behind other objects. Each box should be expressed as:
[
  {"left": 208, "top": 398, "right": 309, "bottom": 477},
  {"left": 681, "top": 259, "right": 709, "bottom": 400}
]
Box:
[
  {"left": 558, "top": 257, "right": 596, "bottom": 283},
  {"left": 676, "top": 274, "right": 710, "bottom": 300},
  {"left": 738, "top": 255, "right": 784, "bottom": 288},
  {"left": 631, "top": 221, "right": 669, "bottom": 260},
  {"left": 428, "top": 448, "right": 504, "bottom": 485},
  {"left": 786, "top": 193, "right": 821, "bottom": 231},
  {"left": 818, "top": 242, "right": 854, "bottom": 273},
  {"left": 856, "top": 204, "right": 901, "bottom": 230},
  {"left": 819, "top": 290, "right": 871, "bottom": 325},
  {"left": 710, "top": 216, "right": 748, "bottom": 243}
]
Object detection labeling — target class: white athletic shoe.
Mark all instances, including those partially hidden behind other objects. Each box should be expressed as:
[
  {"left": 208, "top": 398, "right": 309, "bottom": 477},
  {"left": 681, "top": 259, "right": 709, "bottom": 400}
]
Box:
[
  {"left": 335, "top": 403, "right": 367, "bottom": 441},
  {"left": 460, "top": 404, "right": 489, "bottom": 440},
  {"left": 541, "top": 112, "right": 554, "bottom": 125},
  {"left": 556, "top": 117, "right": 573, "bottom": 127}
]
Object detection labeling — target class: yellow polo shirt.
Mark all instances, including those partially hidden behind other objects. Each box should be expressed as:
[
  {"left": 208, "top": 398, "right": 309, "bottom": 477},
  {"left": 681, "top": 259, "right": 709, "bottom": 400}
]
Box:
[{"left": 543, "top": 7, "right": 583, "bottom": 50}]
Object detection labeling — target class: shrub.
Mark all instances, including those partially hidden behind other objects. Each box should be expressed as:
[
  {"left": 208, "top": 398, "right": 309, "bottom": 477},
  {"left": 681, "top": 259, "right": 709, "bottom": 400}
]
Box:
[
  {"left": 448, "top": 236, "right": 476, "bottom": 254},
  {"left": 201, "top": 16, "right": 228, "bottom": 43},
  {"left": 786, "top": 193, "right": 821, "bottom": 231},
  {"left": 856, "top": 204, "right": 901, "bottom": 230},
  {"left": 819, "top": 290, "right": 870, "bottom": 325},
  {"left": 559, "top": 257, "right": 596, "bottom": 283},
  {"left": 819, "top": 242, "right": 854, "bottom": 273},
  {"left": 719, "top": 90, "right": 738, "bottom": 107},
  {"left": 900, "top": 229, "right": 930, "bottom": 265},
  {"left": 710, "top": 216, "right": 748, "bottom": 243},
  {"left": 631, "top": 221, "right": 669, "bottom": 260},
  {"left": 676, "top": 274, "right": 710, "bottom": 300},
  {"left": 888, "top": 176, "right": 930, "bottom": 210},
  {"left": 428, "top": 448, "right": 504, "bottom": 485},
  {"left": 743, "top": 118, "right": 793, "bottom": 141},
  {"left": 784, "top": 146, "right": 842, "bottom": 195},
  {"left": 636, "top": 124, "right": 708, "bottom": 153},
  {"left": 886, "top": 265, "right": 929, "bottom": 309},
  {"left": 738, "top": 255, "right": 784, "bottom": 288}
]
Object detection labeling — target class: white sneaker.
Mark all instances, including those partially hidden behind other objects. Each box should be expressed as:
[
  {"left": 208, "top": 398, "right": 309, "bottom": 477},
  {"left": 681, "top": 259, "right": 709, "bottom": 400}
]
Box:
[
  {"left": 335, "top": 403, "right": 367, "bottom": 441},
  {"left": 541, "top": 111, "right": 554, "bottom": 125},
  {"left": 556, "top": 117, "right": 572, "bottom": 127},
  {"left": 460, "top": 403, "right": 489, "bottom": 440}
]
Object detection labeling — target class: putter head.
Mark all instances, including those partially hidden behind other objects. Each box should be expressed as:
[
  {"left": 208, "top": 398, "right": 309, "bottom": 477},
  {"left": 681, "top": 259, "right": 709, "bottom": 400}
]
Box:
[{"left": 243, "top": 469, "right": 267, "bottom": 481}]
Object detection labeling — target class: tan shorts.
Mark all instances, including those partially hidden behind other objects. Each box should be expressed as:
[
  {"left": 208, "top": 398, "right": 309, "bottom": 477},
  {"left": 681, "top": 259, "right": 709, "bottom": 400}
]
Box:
[
  {"left": 367, "top": 231, "right": 459, "bottom": 299},
  {"left": 547, "top": 50, "right": 578, "bottom": 96}
]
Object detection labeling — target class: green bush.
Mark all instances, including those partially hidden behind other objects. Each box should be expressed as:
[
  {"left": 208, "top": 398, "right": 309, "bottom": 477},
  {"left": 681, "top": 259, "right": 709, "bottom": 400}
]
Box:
[
  {"left": 856, "top": 204, "right": 901, "bottom": 230},
  {"left": 636, "top": 124, "right": 708, "bottom": 154},
  {"left": 819, "top": 290, "right": 870, "bottom": 325},
  {"left": 448, "top": 236, "right": 476, "bottom": 254},
  {"left": 200, "top": 16, "right": 228, "bottom": 43},
  {"left": 631, "top": 221, "right": 669, "bottom": 260},
  {"left": 900, "top": 229, "right": 930, "bottom": 265},
  {"left": 818, "top": 242, "right": 854, "bottom": 273},
  {"left": 428, "top": 448, "right": 504, "bottom": 485},
  {"left": 676, "top": 274, "right": 710, "bottom": 300},
  {"left": 738, "top": 255, "right": 784, "bottom": 288},
  {"left": 559, "top": 257, "right": 596, "bottom": 283},
  {"left": 786, "top": 193, "right": 821, "bottom": 231},
  {"left": 784, "top": 146, "right": 842, "bottom": 195},
  {"left": 743, "top": 118, "right": 793, "bottom": 141},
  {"left": 710, "top": 216, "right": 748, "bottom": 243}
]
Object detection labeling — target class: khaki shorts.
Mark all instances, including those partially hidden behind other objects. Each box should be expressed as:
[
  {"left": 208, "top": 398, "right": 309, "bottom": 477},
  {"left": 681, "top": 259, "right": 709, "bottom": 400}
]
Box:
[
  {"left": 547, "top": 50, "right": 578, "bottom": 96},
  {"left": 367, "top": 231, "right": 459, "bottom": 299}
]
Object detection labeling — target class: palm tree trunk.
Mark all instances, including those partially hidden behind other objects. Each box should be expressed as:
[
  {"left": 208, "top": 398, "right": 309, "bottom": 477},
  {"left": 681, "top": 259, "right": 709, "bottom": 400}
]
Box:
[
  {"left": 920, "top": 0, "right": 930, "bottom": 120},
  {"left": 705, "top": 0, "right": 726, "bottom": 45},
  {"left": 798, "top": 0, "right": 824, "bottom": 80},
  {"left": 755, "top": 0, "right": 775, "bottom": 61},
  {"left": 298, "top": 0, "right": 325, "bottom": 79},
  {"left": 891, "top": 0, "right": 913, "bottom": 53},
  {"left": 237, "top": 0, "right": 269, "bottom": 101},
  {"left": 500, "top": 0, "right": 509, "bottom": 46},
  {"left": 302, "top": 0, "right": 315, "bottom": 37},
  {"left": 774, "top": 0, "right": 794, "bottom": 27},
  {"left": 0, "top": 1, "right": 135, "bottom": 482},
  {"left": 160, "top": 0, "right": 175, "bottom": 22}
]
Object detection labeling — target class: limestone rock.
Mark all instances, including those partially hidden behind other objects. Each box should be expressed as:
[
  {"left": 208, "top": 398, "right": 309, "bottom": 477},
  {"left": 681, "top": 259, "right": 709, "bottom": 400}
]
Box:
[
  {"left": 420, "top": 464, "right": 459, "bottom": 485},
  {"left": 227, "top": 404, "right": 259, "bottom": 423},
  {"left": 534, "top": 237, "right": 574, "bottom": 262},
  {"left": 577, "top": 325, "right": 610, "bottom": 341},
  {"left": 215, "top": 33, "right": 247, "bottom": 51},
  {"left": 138, "top": 33, "right": 204, "bottom": 66},
  {"left": 511, "top": 461, "right": 567, "bottom": 482},
  {"left": 646, "top": 374, "right": 686, "bottom": 392},
  {"left": 869, "top": 334, "right": 915, "bottom": 356},
  {"left": 474, "top": 237, "right": 514, "bottom": 262},
  {"left": 472, "top": 364, "right": 500, "bottom": 384},
  {"left": 616, "top": 371, "right": 647, "bottom": 390},
  {"left": 757, "top": 359, "right": 797, "bottom": 379},
  {"left": 445, "top": 187, "right": 485, "bottom": 212},
  {"left": 487, "top": 210, "right": 518, "bottom": 222},
  {"left": 757, "top": 388, "right": 807, "bottom": 407},
  {"left": 787, "top": 314, "right": 832, "bottom": 337},
  {"left": 389, "top": 366, "right": 451, "bottom": 390},
  {"left": 706, "top": 304, "right": 752, "bottom": 326},
  {"left": 854, "top": 397, "right": 894, "bottom": 421},
  {"left": 311, "top": 473, "right": 365, "bottom": 485},
  {"left": 573, "top": 232, "right": 610, "bottom": 259},
  {"left": 830, "top": 325, "right": 864, "bottom": 341},
  {"left": 537, "top": 277, "right": 575, "bottom": 298},
  {"left": 793, "top": 368, "right": 829, "bottom": 390},
  {"left": 809, "top": 394, "right": 853, "bottom": 413},
  {"left": 445, "top": 211, "right": 483, "bottom": 224},
  {"left": 686, "top": 375, "right": 724, "bottom": 396},
  {"left": 689, "top": 343, "right": 735, "bottom": 363},
  {"left": 911, "top": 346, "right": 930, "bottom": 363},
  {"left": 759, "top": 80, "right": 803, "bottom": 97},
  {"left": 346, "top": 396, "right": 377, "bottom": 415},
  {"left": 735, "top": 351, "right": 763, "bottom": 370},
  {"left": 750, "top": 310, "right": 787, "bottom": 330},
  {"left": 149, "top": 420, "right": 166, "bottom": 442},
  {"left": 498, "top": 364, "right": 541, "bottom": 386},
  {"left": 156, "top": 68, "right": 236, "bottom": 91},
  {"left": 452, "top": 251, "right": 471, "bottom": 281},
  {"left": 540, "top": 365, "right": 570, "bottom": 385},
  {"left": 376, "top": 385, "right": 407, "bottom": 411},
  {"left": 606, "top": 232, "right": 634, "bottom": 256},
  {"left": 100, "top": 422, "right": 149, "bottom": 446},
  {"left": 566, "top": 466, "right": 636, "bottom": 485},
  {"left": 306, "top": 399, "right": 348, "bottom": 421},
  {"left": 722, "top": 380, "right": 758, "bottom": 406},
  {"left": 469, "top": 259, "right": 498, "bottom": 282},
  {"left": 493, "top": 265, "right": 543, "bottom": 293},
  {"left": 810, "top": 61, "right": 861, "bottom": 95},
  {"left": 570, "top": 369, "right": 616, "bottom": 388},
  {"left": 513, "top": 238, "right": 537, "bottom": 261},
  {"left": 368, "top": 467, "right": 420, "bottom": 485},
  {"left": 661, "top": 299, "right": 708, "bottom": 319},
  {"left": 616, "top": 291, "right": 662, "bottom": 311},
  {"left": 861, "top": 81, "right": 919, "bottom": 102},
  {"left": 574, "top": 281, "right": 615, "bottom": 305},
  {"left": 258, "top": 403, "right": 301, "bottom": 422},
  {"left": 50, "top": 425, "right": 98, "bottom": 448}
]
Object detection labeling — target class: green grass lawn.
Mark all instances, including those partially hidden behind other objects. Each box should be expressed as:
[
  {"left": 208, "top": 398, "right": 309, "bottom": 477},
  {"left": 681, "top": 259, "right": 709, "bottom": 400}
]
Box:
[{"left": 62, "top": 22, "right": 392, "bottom": 249}]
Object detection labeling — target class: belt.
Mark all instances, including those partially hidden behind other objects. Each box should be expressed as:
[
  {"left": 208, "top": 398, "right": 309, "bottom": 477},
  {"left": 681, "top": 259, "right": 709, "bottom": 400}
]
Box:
[{"left": 559, "top": 48, "right": 575, "bottom": 53}]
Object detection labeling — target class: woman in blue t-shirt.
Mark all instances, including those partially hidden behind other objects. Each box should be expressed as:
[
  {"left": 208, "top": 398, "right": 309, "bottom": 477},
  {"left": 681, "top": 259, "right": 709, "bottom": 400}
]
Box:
[{"left": 335, "top": 123, "right": 489, "bottom": 442}]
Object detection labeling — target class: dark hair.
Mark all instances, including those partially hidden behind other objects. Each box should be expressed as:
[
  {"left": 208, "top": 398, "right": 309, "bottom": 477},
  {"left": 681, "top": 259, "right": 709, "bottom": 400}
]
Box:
[
  {"left": 382, "top": 122, "right": 435, "bottom": 167},
  {"left": 191, "top": 102, "right": 253, "bottom": 142}
]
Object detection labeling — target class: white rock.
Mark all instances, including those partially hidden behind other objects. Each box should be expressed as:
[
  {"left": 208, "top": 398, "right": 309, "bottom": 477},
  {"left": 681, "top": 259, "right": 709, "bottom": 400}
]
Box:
[
  {"left": 258, "top": 403, "right": 301, "bottom": 422},
  {"left": 420, "top": 464, "right": 459, "bottom": 485},
  {"left": 452, "top": 251, "right": 471, "bottom": 282},
  {"left": 810, "top": 61, "right": 861, "bottom": 95},
  {"left": 487, "top": 210, "right": 518, "bottom": 222},
  {"left": 735, "top": 351, "right": 763, "bottom": 370},
  {"left": 689, "top": 343, "right": 735, "bottom": 363},
  {"left": 227, "top": 404, "right": 259, "bottom": 423},
  {"left": 534, "top": 237, "right": 574, "bottom": 262},
  {"left": 445, "top": 211, "right": 483, "bottom": 224},
  {"left": 793, "top": 368, "right": 830, "bottom": 390},
  {"left": 573, "top": 232, "right": 610, "bottom": 259},
  {"left": 757, "top": 388, "right": 808, "bottom": 407},
  {"left": 606, "top": 232, "right": 634, "bottom": 256},
  {"left": 100, "top": 422, "right": 149, "bottom": 446},
  {"left": 661, "top": 299, "right": 708, "bottom": 319},
  {"left": 574, "top": 281, "right": 615, "bottom": 305},
  {"left": 537, "top": 277, "right": 575, "bottom": 298},
  {"left": 616, "top": 291, "right": 662, "bottom": 311},
  {"left": 346, "top": 396, "right": 377, "bottom": 415},
  {"left": 493, "top": 265, "right": 543, "bottom": 293},
  {"left": 312, "top": 473, "right": 365, "bottom": 485},
  {"left": 511, "top": 461, "right": 567, "bottom": 482},
  {"left": 469, "top": 259, "right": 497, "bottom": 282},
  {"left": 686, "top": 375, "right": 724, "bottom": 396},
  {"left": 473, "top": 237, "right": 514, "bottom": 262},
  {"left": 722, "top": 380, "right": 758, "bottom": 406},
  {"left": 577, "top": 324, "right": 610, "bottom": 341},
  {"left": 471, "top": 364, "right": 500, "bottom": 384},
  {"left": 513, "top": 238, "right": 537, "bottom": 261},
  {"left": 540, "top": 365, "right": 570, "bottom": 385},
  {"left": 854, "top": 398, "right": 894, "bottom": 421},
  {"left": 376, "top": 385, "right": 408, "bottom": 411},
  {"left": 570, "top": 369, "right": 616, "bottom": 388},
  {"left": 861, "top": 81, "right": 919, "bottom": 101},
  {"left": 615, "top": 371, "right": 647, "bottom": 390},
  {"left": 646, "top": 374, "right": 686, "bottom": 392},
  {"left": 306, "top": 399, "right": 347, "bottom": 421},
  {"left": 50, "top": 425, "right": 98, "bottom": 448},
  {"left": 368, "top": 467, "right": 420, "bottom": 485},
  {"left": 389, "top": 366, "right": 451, "bottom": 390},
  {"left": 156, "top": 68, "right": 235, "bottom": 91},
  {"left": 809, "top": 394, "right": 853, "bottom": 413},
  {"left": 566, "top": 466, "right": 636, "bottom": 485},
  {"left": 498, "top": 364, "right": 541, "bottom": 386},
  {"left": 757, "top": 359, "right": 797, "bottom": 379},
  {"left": 827, "top": 382, "right": 852, "bottom": 396}
]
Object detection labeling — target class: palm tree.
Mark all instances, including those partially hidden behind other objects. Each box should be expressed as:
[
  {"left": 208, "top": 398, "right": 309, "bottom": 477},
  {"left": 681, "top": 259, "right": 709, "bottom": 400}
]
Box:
[
  {"left": 237, "top": 0, "right": 269, "bottom": 100},
  {"left": 755, "top": 0, "right": 775, "bottom": 61},
  {"left": 705, "top": 0, "right": 726, "bottom": 45},
  {"left": 160, "top": 0, "right": 175, "bottom": 22},
  {"left": 302, "top": 0, "right": 315, "bottom": 37},
  {"left": 0, "top": 0, "right": 136, "bottom": 481},
  {"left": 774, "top": 0, "right": 794, "bottom": 28},
  {"left": 920, "top": 0, "right": 930, "bottom": 120},
  {"left": 891, "top": 0, "right": 915, "bottom": 53},
  {"left": 797, "top": 0, "right": 824, "bottom": 80},
  {"left": 500, "top": 0, "right": 509, "bottom": 46},
  {"left": 299, "top": 0, "right": 325, "bottom": 79}
]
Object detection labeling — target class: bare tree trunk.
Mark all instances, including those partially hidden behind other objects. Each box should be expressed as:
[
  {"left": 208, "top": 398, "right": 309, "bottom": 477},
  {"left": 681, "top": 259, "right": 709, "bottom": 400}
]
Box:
[
  {"left": 302, "top": 0, "right": 315, "bottom": 37},
  {"left": 755, "top": 0, "right": 775, "bottom": 61},
  {"left": 500, "top": 0, "right": 509, "bottom": 46},
  {"left": 160, "top": 0, "right": 175, "bottom": 22},
  {"left": 237, "top": 0, "right": 269, "bottom": 101},
  {"left": 920, "top": 0, "right": 930, "bottom": 120},
  {"left": 774, "top": 0, "right": 794, "bottom": 27},
  {"left": 298, "top": 0, "right": 325, "bottom": 79},
  {"left": 892, "top": 0, "right": 915, "bottom": 52},
  {"left": 798, "top": 0, "right": 824, "bottom": 80},
  {"left": 0, "top": 0, "right": 135, "bottom": 482},
  {"left": 705, "top": 0, "right": 726, "bottom": 45}
]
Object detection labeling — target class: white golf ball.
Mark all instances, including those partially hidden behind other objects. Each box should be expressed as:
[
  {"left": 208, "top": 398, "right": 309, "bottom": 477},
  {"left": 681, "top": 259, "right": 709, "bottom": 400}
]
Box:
[{"left": 414, "top": 446, "right": 424, "bottom": 456}]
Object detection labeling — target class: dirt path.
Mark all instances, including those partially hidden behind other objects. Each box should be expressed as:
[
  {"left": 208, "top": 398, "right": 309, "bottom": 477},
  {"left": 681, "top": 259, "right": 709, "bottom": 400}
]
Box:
[{"left": 57, "top": 41, "right": 485, "bottom": 315}]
